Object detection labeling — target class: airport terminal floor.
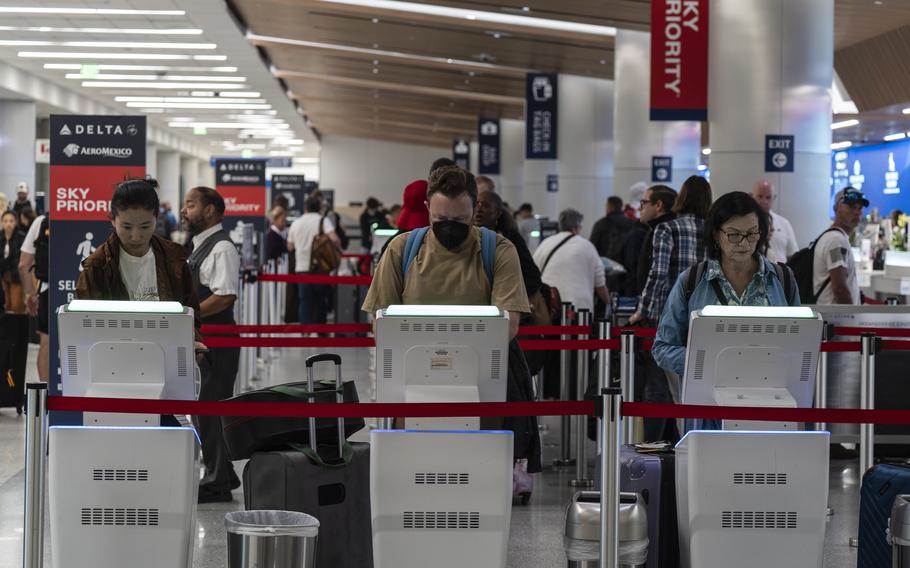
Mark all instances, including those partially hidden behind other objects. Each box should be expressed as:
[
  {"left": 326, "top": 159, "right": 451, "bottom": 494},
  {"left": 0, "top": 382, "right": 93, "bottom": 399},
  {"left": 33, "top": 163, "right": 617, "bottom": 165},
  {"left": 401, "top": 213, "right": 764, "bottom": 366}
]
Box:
[{"left": 0, "top": 346, "right": 866, "bottom": 568}]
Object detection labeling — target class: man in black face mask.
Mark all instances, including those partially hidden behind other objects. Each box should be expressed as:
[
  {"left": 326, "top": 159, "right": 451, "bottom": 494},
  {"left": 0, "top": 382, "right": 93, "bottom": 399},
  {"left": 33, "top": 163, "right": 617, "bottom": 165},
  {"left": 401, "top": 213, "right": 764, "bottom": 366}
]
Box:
[{"left": 362, "top": 165, "right": 529, "bottom": 337}]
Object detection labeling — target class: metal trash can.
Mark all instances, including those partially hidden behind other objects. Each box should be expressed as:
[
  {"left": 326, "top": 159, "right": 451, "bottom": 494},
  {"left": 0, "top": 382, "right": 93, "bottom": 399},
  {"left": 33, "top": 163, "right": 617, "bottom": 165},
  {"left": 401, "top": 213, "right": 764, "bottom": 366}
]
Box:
[
  {"left": 225, "top": 510, "right": 320, "bottom": 568},
  {"left": 564, "top": 491, "right": 649, "bottom": 568},
  {"left": 890, "top": 495, "right": 910, "bottom": 567}
]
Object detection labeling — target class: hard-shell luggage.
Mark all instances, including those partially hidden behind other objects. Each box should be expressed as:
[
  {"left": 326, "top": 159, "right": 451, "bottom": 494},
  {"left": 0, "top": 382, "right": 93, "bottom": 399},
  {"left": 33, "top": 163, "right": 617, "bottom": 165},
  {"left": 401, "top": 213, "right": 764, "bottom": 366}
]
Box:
[
  {"left": 0, "top": 314, "right": 29, "bottom": 414},
  {"left": 858, "top": 463, "right": 910, "bottom": 567},
  {"left": 242, "top": 353, "right": 373, "bottom": 568},
  {"left": 597, "top": 445, "right": 678, "bottom": 568}
]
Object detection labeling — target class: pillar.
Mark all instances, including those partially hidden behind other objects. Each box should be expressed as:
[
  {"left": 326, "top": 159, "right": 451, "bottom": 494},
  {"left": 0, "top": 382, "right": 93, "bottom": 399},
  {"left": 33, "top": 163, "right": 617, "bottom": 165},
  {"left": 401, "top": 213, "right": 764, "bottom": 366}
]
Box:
[
  {"left": 145, "top": 143, "right": 158, "bottom": 179},
  {"left": 156, "top": 150, "right": 180, "bottom": 209},
  {"left": 708, "top": 0, "right": 833, "bottom": 246},
  {"left": 613, "top": 30, "right": 701, "bottom": 201},
  {"left": 498, "top": 119, "right": 525, "bottom": 208},
  {"left": 198, "top": 158, "right": 215, "bottom": 188},
  {"left": 556, "top": 74, "right": 614, "bottom": 222},
  {"left": 0, "top": 100, "right": 36, "bottom": 204},
  {"left": 180, "top": 156, "right": 199, "bottom": 207}
]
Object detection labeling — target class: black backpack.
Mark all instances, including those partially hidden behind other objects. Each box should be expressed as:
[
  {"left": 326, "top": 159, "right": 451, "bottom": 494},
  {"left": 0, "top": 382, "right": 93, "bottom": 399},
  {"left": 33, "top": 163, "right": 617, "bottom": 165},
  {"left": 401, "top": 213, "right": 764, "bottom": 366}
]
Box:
[
  {"left": 33, "top": 216, "right": 49, "bottom": 283},
  {"left": 785, "top": 227, "right": 840, "bottom": 304},
  {"left": 683, "top": 259, "right": 797, "bottom": 306}
]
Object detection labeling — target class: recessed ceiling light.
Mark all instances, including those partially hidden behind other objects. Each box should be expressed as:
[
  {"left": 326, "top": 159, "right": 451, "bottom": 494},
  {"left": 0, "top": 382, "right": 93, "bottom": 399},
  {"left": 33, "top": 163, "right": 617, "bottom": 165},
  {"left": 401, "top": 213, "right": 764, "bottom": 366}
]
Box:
[
  {"left": 19, "top": 51, "right": 225, "bottom": 60},
  {"left": 0, "top": 25, "right": 202, "bottom": 35},
  {"left": 125, "top": 102, "right": 272, "bottom": 109},
  {"left": 0, "top": 7, "right": 185, "bottom": 15},
  {"left": 372, "top": 17, "right": 379, "bottom": 23},
  {"left": 169, "top": 122, "right": 290, "bottom": 129},
  {"left": 831, "top": 119, "right": 859, "bottom": 130},
  {"left": 701, "top": 147, "right": 711, "bottom": 155},
  {"left": 46, "top": 63, "right": 238, "bottom": 72},
  {"left": 830, "top": 141, "right": 853, "bottom": 150},
  {"left": 0, "top": 40, "right": 215, "bottom": 49},
  {"left": 65, "top": 73, "right": 246, "bottom": 82},
  {"left": 82, "top": 81, "right": 247, "bottom": 89},
  {"left": 883, "top": 132, "right": 906, "bottom": 141}
]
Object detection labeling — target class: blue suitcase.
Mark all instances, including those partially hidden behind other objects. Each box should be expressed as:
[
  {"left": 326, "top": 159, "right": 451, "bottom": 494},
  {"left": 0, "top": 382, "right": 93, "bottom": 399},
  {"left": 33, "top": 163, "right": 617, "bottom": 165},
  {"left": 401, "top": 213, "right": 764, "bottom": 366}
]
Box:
[{"left": 858, "top": 463, "right": 910, "bottom": 567}]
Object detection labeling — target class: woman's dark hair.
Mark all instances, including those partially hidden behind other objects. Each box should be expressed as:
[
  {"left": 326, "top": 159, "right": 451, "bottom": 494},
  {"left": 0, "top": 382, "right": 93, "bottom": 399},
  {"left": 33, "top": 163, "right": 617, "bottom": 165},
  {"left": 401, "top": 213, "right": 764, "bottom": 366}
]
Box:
[
  {"left": 480, "top": 191, "right": 517, "bottom": 233},
  {"left": 673, "top": 175, "right": 712, "bottom": 218},
  {"left": 427, "top": 165, "right": 478, "bottom": 207},
  {"left": 704, "top": 191, "right": 770, "bottom": 260},
  {"left": 111, "top": 177, "right": 160, "bottom": 217},
  {"left": 1, "top": 210, "right": 17, "bottom": 222},
  {"left": 18, "top": 206, "right": 36, "bottom": 228}
]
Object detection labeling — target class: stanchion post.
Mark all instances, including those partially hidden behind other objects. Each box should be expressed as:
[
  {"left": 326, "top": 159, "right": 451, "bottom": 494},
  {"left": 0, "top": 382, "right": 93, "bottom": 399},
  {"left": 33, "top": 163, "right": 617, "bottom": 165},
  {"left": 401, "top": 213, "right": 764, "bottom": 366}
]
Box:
[
  {"left": 619, "top": 330, "right": 636, "bottom": 445},
  {"left": 595, "top": 320, "right": 612, "bottom": 449},
  {"left": 815, "top": 323, "right": 831, "bottom": 432},
  {"left": 571, "top": 309, "right": 593, "bottom": 487},
  {"left": 859, "top": 333, "right": 880, "bottom": 475},
  {"left": 23, "top": 382, "right": 47, "bottom": 568},
  {"left": 554, "top": 302, "right": 575, "bottom": 467},
  {"left": 599, "top": 387, "right": 622, "bottom": 568}
]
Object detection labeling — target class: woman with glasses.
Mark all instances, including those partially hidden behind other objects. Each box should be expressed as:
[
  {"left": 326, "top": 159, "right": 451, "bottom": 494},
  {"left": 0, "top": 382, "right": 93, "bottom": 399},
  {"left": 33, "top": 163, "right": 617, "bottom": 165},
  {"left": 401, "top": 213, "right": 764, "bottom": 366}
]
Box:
[{"left": 652, "top": 191, "right": 799, "bottom": 430}]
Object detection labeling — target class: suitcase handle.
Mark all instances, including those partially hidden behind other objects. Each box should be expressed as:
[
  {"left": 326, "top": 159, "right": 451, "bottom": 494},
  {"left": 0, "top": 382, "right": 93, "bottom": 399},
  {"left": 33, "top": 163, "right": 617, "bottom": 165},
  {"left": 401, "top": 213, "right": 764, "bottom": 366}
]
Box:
[{"left": 305, "top": 353, "right": 342, "bottom": 368}]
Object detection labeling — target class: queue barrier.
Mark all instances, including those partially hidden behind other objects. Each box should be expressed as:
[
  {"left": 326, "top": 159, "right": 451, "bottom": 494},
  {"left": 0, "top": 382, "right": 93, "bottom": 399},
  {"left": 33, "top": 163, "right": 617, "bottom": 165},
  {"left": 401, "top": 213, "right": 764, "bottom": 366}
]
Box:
[{"left": 200, "top": 324, "right": 593, "bottom": 336}]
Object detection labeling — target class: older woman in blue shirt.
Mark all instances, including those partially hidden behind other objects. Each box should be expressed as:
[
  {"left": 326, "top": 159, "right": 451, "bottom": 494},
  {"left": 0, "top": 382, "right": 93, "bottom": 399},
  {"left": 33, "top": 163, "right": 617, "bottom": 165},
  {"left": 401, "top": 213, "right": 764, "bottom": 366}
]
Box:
[{"left": 652, "top": 191, "right": 799, "bottom": 431}]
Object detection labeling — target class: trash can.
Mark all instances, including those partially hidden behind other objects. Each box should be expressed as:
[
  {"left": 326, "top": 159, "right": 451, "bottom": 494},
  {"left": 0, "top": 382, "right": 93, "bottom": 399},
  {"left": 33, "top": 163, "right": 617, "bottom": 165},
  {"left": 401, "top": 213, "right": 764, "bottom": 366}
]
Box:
[
  {"left": 225, "top": 510, "right": 320, "bottom": 568},
  {"left": 890, "top": 495, "right": 910, "bottom": 567},
  {"left": 564, "top": 491, "right": 649, "bottom": 568}
]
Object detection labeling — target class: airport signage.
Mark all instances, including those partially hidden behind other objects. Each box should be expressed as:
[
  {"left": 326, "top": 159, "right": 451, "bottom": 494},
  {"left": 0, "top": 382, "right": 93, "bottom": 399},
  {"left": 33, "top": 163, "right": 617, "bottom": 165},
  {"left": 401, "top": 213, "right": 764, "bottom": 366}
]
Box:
[
  {"left": 830, "top": 137, "right": 910, "bottom": 216},
  {"left": 650, "top": 0, "right": 709, "bottom": 121},
  {"left": 478, "top": 117, "right": 501, "bottom": 175},
  {"left": 271, "top": 174, "right": 307, "bottom": 215},
  {"left": 215, "top": 158, "right": 267, "bottom": 231},
  {"left": 453, "top": 138, "right": 470, "bottom": 170},
  {"left": 49, "top": 114, "right": 146, "bottom": 422},
  {"left": 765, "top": 135, "right": 795, "bottom": 173},
  {"left": 526, "top": 73, "right": 558, "bottom": 159},
  {"left": 547, "top": 174, "right": 559, "bottom": 193},
  {"left": 652, "top": 156, "right": 673, "bottom": 182}
]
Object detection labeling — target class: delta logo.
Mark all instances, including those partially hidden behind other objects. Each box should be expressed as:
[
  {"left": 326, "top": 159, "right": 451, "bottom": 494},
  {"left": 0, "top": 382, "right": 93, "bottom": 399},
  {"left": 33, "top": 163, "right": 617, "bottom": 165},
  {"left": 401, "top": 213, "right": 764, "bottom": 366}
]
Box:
[{"left": 57, "top": 123, "right": 136, "bottom": 136}]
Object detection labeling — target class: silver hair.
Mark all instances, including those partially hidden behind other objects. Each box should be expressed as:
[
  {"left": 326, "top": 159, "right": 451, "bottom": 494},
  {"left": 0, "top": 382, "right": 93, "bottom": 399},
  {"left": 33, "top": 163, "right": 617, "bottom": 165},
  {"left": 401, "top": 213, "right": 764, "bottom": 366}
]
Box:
[{"left": 558, "top": 208, "right": 583, "bottom": 232}]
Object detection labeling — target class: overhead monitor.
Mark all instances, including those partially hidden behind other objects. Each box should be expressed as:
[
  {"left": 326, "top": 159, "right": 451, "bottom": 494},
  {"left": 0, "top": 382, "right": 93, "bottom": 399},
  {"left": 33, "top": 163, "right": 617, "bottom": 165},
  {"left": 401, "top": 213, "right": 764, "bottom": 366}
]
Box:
[
  {"left": 374, "top": 304, "right": 510, "bottom": 430},
  {"left": 57, "top": 299, "right": 196, "bottom": 426},
  {"left": 681, "top": 305, "right": 823, "bottom": 430}
]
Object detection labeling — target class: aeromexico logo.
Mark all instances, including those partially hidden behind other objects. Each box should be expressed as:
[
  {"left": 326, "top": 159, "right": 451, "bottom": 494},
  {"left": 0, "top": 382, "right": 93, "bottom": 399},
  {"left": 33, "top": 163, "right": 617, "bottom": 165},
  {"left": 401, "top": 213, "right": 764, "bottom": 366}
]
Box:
[{"left": 61, "top": 143, "right": 133, "bottom": 159}]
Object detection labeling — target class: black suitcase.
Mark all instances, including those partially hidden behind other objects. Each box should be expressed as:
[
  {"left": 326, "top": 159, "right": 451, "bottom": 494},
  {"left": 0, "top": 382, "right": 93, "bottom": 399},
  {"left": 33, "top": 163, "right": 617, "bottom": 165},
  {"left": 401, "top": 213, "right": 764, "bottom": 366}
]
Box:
[
  {"left": 243, "top": 354, "right": 373, "bottom": 568},
  {"left": 858, "top": 463, "right": 910, "bottom": 567},
  {"left": 0, "top": 314, "right": 29, "bottom": 413}
]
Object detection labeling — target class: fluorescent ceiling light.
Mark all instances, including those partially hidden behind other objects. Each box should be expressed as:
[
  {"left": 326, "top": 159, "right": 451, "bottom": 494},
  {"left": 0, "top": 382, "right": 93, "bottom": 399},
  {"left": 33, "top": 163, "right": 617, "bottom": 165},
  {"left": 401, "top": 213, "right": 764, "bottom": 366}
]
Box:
[
  {"left": 831, "top": 119, "right": 859, "bottom": 130},
  {"left": 884, "top": 132, "right": 907, "bottom": 142},
  {"left": 271, "top": 139, "right": 305, "bottom": 145},
  {"left": 0, "top": 7, "right": 185, "bottom": 15},
  {"left": 701, "top": 147, "right": 711, "bottom": 155},
  {"left": 82, "top": 81, "right": 246, "bottom": 89},
  {"left": 46, "top": 63, "right": 237, "bottom": 72},
  {"left": 384, "top": 304, "right": 502, "bottom": 317},
  {"left": 65, "top": 73, "right": 245, "bottom": 82},
  {"left": 222, "top": 91, "right": 261, "bottom": 98},
  {"left": 169, "top": 122, "right": 290, "bottom": 129},
  {"left": 19, "top": 52, "right": 226, "bottom": 61},
  {"left": 0, "top": 25, "right": 202, "bottom": 35},
  {"left": 1, "top": 40, "right": 214, "bottom": 49},
  {"left": 317, "top": 0, "right": 616, "bottom": 36},
  {"left": 831, "top": 141, "right": 853, "bottom": 150},
  {"left": 67, "top": 299, "right": 185, "bottom": 314},
  {"left": 124, "top": 102, "right": 271, "bottom": 110},
  {"left": 115, "top": 95, "right": 265, "bottom": 104},
  {"left": 270, "top": 150, "right": 295, "bottom": 156},
  {"left": 700, "top": 305, "right": 815, "bottom": 319}
]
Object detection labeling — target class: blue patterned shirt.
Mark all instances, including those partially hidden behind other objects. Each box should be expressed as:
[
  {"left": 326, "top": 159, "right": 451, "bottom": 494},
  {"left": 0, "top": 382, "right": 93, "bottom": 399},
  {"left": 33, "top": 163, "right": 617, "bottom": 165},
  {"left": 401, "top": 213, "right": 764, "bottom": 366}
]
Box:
[
  {"left": 638, "top": 214, "right": 707, "bottom": 321},
  {"left": 704, "top": 259, "right": 771, "bottom": 306}
]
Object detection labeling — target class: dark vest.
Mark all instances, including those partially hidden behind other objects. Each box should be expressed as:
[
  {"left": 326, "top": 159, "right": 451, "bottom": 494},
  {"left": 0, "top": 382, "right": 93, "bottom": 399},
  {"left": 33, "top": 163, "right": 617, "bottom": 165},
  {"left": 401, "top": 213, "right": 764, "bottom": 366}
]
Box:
[{"left": 188, "top": 228, "right": 236, "bottom": 325}]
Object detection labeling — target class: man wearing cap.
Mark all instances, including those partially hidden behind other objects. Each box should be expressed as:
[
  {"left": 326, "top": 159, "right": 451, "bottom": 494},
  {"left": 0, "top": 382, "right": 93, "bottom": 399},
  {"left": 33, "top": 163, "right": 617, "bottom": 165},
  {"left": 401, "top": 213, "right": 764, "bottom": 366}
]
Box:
[
  {"left": 813, "top": 187, "right": 868, "bottom": 304},
  {"left": 12, "top": 182, "right": 32, "bottom": 216}
]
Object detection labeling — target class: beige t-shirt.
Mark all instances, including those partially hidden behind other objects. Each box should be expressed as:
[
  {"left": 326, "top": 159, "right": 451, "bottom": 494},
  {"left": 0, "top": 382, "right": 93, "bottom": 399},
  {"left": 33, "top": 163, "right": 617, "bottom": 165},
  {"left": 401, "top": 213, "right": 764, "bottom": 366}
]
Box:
[{"left": 361, "top": 226, "right": 530, "bottom": 315}]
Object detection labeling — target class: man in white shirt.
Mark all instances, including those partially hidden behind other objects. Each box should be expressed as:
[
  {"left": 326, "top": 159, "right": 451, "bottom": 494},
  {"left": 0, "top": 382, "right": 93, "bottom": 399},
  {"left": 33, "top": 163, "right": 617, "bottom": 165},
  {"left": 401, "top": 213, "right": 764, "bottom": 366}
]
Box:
[
  {"left": 287, "top": 194, "right": 340, "bottom": 323},
  {"left": 181, "top": 186, "right": 242, "bottom": 503},
  {"left": 18, "top": 214, "right": 48, "bottom": 382},
  {"left": 532, "top": 208, "right": 610, "bottom": 314},
  {"left": 813, "top": 187, "right": 866, "bottom": 305},
  {"left": 751, "top": 179, "right": 798, "bottom": 263}
]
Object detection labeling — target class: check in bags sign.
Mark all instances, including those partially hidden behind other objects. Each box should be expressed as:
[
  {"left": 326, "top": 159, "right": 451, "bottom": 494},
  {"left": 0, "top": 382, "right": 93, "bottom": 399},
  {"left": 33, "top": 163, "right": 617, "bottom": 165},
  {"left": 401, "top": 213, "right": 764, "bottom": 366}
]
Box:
[
  {"left": 526, "top": 73, "right": 557, "bottom": 160},
  {"left": 650, "top": 0, "right": 708, "bottom": 121},
  {"left": 478, "top": 118, "right": 500, "bottom": 175}
]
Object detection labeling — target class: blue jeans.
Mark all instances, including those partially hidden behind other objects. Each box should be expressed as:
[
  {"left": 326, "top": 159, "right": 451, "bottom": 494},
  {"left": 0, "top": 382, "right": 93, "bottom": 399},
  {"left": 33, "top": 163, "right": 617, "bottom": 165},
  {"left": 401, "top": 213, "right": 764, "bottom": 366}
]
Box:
[{"left": 297, "top": 281, "right": 330, "bottom": 324}]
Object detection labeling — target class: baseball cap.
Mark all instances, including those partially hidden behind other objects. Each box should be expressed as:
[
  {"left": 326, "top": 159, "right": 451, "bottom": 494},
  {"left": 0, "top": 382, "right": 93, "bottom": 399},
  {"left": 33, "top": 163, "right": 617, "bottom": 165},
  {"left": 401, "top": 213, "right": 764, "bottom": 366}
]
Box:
[
  {"left": 834, "top": 187, "right": 869, "bottom": 207},
  {"left": 15, "top": 181, "right": 27, "bottom": 193}
]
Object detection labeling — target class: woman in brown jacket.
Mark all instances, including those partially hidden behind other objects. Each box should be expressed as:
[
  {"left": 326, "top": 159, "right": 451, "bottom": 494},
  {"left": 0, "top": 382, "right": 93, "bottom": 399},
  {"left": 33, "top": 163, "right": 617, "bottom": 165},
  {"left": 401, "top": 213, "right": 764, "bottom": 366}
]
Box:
[{"left": 76, "top": 178, "right": 201, "bottom": 326}]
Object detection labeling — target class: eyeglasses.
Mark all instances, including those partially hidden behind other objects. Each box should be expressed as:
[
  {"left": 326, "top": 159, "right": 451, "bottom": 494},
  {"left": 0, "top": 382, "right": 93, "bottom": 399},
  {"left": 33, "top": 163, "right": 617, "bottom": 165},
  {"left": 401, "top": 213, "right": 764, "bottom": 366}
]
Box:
[
  {"left": 639, "top": 199, "right": 655, "bottom": 207},
  {"left": 722, "top": 230, "right": 760, "bottom": 244}
]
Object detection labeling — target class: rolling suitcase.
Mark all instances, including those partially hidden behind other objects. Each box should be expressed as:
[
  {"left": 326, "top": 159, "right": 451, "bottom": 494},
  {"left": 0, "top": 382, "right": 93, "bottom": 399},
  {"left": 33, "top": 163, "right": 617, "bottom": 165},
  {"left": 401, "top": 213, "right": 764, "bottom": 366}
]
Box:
[
  {"left": 243, "top": 353, "right": 373, "bottom": 568},
  {"left": 858, "top": 463, "right": 910, "bottom": 567},
  {"left": 0, "top": 314, "right": 29, "bottom": 414}
]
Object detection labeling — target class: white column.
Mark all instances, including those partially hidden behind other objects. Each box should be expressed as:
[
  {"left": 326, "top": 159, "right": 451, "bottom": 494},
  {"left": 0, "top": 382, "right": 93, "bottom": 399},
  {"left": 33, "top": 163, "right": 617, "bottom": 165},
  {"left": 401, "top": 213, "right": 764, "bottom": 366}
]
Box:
[
  {"left": 156, "top": 150, "right": 180, "bottom": 209},
  {"left": 556, "top": 74, "right": 614, "bottom": 221},
  {"left": 613, "top": 30, "right": 701, "bottom": 200},
  {"left": 498, "top": 118, "right": 525, "bottom": 207},
  {"left": 198, "top": 158, "right": 215, "bottom": 188},
  {"left": 0, "top": 100, "right": 36, "bottom": 204},
  {"left": 145, "top": 143, "right": 158, "bottom": 179},
  {"left": 180, "top": 156, "right": 199, "bottom": 196},
  {"left": 708, "top": 0, "right": 833, "bottom": 246}
]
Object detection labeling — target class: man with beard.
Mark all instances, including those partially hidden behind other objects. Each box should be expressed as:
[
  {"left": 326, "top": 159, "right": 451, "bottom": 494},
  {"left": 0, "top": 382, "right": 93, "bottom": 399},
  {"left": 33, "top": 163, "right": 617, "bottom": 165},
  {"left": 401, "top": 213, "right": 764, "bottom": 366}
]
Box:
[{"left": 181, "top": 186, "right": 242, "bottom": 503}]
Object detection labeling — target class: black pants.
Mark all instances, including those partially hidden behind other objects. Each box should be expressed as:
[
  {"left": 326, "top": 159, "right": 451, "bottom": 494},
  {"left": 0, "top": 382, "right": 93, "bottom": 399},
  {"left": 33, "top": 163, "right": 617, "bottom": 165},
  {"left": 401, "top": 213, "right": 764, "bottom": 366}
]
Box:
[
  {"left": 298, "top": 281, "right": 330, "bottom": 324},
  {"left": 637, "top": 350, "right": 679, "bottom": 443},
  {"left": 194, "top": 345, "right": 241, "bottom": 491}
]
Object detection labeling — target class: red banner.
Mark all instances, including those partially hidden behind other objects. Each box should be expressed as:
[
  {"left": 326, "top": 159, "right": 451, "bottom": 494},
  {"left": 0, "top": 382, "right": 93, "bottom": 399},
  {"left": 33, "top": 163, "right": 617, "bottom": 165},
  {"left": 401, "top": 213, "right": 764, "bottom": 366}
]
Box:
[
  {"left": 218, "top": 185, "right": 267, "bottom": 218},
  {"left": 650, "top": 0, "right": 709, "bottom": 121},
  {"left": 52, "top": 164, "right": 145, "bottom": 221}
]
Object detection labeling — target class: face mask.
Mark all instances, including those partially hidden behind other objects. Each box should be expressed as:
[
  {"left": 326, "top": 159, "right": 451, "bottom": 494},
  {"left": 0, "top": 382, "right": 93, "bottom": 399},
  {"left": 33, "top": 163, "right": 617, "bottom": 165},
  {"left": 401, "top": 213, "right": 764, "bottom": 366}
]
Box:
[{"left": 432, "top": 220, "right": 470, "bottom": 250}]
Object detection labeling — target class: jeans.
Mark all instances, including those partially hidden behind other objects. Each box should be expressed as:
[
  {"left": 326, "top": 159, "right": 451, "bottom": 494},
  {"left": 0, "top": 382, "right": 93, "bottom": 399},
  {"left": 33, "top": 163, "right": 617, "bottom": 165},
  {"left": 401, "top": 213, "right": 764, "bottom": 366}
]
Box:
[{"left": 297, "top": 280, "right": 330, "bottom": 324}]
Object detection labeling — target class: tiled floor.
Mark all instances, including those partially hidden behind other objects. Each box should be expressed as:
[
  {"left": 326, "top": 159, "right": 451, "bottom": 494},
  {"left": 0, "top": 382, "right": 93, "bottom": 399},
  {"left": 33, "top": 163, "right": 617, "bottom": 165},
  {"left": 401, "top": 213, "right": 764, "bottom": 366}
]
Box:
[{"left": 0, "top": 345, "right": 864, "bottom": 567}]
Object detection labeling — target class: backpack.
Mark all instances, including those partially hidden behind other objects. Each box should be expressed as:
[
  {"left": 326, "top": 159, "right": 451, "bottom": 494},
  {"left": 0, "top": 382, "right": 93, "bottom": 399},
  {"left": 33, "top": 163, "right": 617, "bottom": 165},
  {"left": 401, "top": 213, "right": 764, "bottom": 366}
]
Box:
[
  {"left": 309, "top": 214, "right": 342, "bottom": 274},
  {"left": 785, "top": 227, "right": 841, "bottom": 304},
  {"left": 33, "top": 216, "right": 49, "bottom": 283},
  {"left": 402, "top": 226, "right": 496, "bottom": 284},
  {"left": 683, "top": 259, "right": 797, "bottom": 306}
]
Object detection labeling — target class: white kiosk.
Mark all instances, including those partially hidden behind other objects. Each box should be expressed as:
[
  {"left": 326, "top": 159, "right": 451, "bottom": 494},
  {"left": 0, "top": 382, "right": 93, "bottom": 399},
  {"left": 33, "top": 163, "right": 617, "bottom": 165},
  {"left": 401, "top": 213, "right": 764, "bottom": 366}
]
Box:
[
  {"left": 371, "top": 305, "right": 514, "bottom": 568},
  {"left": 50, "top": 300, "right": 199, "bottom": 568},
  {"left": 676, "top": 305, "right": 830, "bottom": 568}
]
